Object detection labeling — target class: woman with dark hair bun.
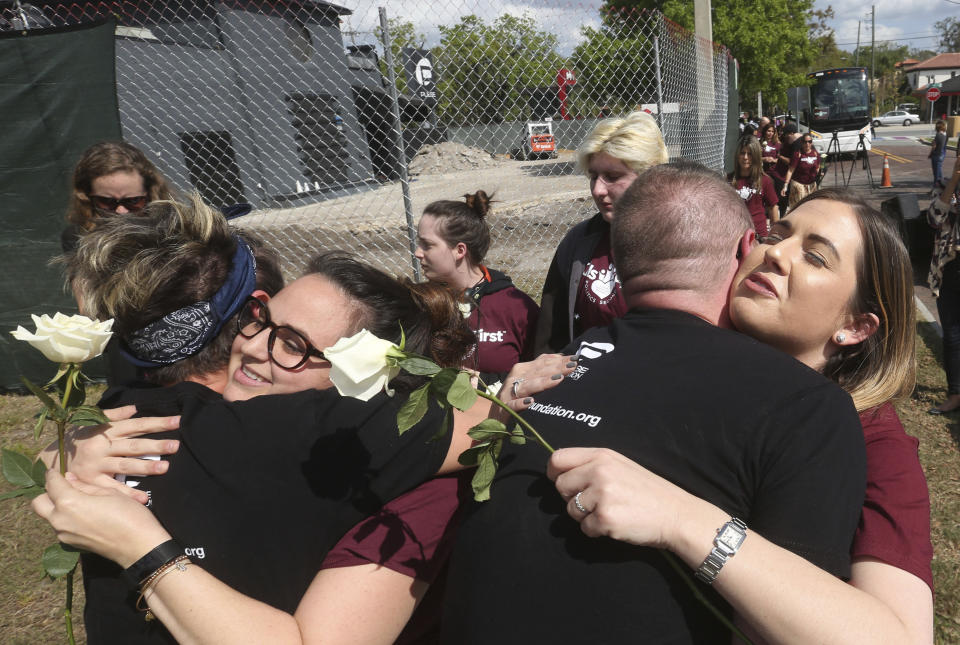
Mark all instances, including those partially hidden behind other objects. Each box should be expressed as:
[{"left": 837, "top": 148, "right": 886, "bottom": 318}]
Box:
[{"left": 415, "top": 190, "right": 539, "bottom": 380}]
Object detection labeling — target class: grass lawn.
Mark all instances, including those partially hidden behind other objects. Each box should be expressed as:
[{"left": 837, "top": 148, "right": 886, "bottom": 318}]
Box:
[{"left": 2, "top": 324, "right": 960, "bottom": 643}]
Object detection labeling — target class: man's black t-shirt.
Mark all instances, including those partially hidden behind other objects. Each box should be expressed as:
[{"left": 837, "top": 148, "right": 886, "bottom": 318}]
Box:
[
  {"left": 443, "top": 308, "right": 866, "bottom": 644},
  {"left": 82, "top": 382, "right": 449, "bottom": 645}
]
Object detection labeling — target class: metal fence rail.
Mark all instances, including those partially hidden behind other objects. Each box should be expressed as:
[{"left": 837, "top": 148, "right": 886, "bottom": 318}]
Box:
[{"left": 3, "top": 0, "right": 732, "bottom": 296}]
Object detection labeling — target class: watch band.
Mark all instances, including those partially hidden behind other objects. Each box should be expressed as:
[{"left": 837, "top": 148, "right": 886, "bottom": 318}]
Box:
[
  {"left": 122, "top": 539, "right": 183, "bottom": 589},
  {"left": 694, "top": 517, "right": 747, "bottom": 584}
]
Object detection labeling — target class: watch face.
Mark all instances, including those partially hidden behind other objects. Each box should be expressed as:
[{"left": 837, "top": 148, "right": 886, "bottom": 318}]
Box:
[{"left": 718, "top": 524, "right": 746, "bottom": 550}]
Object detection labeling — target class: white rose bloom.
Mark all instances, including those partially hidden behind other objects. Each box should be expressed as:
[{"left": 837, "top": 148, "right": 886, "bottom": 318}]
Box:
[
  {"left": 458, "top": 301, "right": 473, "bottom": 319},
  {"left": 11, "top": 313, "right": 114, "bottom": 364},
  {"left": 324, "top": 329, "right": 401, "bottom": 401}
]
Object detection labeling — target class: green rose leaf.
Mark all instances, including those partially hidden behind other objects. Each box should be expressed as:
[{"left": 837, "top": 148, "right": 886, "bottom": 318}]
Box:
[
  {"left": 457, "top": 441, "right": 492, "bottom": 466},
  {"left": 430, "top": 367, "right": 459, "bottom": 396},
  {"left": 33, "top": 407, "right": 49, "bottom": 440},
  {"left": 42, "top": 543, "right": 80, "bottom": 579},
  {"left": 2, "top": 449, "right": 37, "bottom": 488},
  {"left": 510, "top": 427, "right": 527, "bottom": 445},
  {"left": 20, "top": 376, "right": 65, "bottom": 421},
  {"left": 471, "top": 439, "right": 503, "bottom": 502},
  {"left": 428, "top": 407, "right": 453, "bottom": 443},
  {"left": 69, "top": 405, "right": 110, "bottom": 427},
  {"left": 0, "top": 486, "right": 43, "bottom": 501},
  {"left": 63, "top": 367, "right": 85, "bottom": 410},
  {"left": 398, "top": 357, "right": 442, "bottom": 376},
  {"left": 467, "top": 418, "right": 510, "bottom": 441},
  {"left": 446, "top": 371, "right": 478, "bottom": 411},
  {"left": 30, "top": 457, "right": 47, "bottom": 488},
  {"left": 398, "top": 384, "right": 430, "bottom": 435}
]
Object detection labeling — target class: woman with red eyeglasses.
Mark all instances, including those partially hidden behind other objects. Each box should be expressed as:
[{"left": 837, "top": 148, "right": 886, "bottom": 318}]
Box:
[{"left": 61, "top": 141, "right": 172, "bottom": 253}]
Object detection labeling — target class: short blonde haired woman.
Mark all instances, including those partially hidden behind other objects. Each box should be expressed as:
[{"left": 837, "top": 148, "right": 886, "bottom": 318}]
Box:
[{"left": 535, "top": 111, "right": 668, "bottom": 353}]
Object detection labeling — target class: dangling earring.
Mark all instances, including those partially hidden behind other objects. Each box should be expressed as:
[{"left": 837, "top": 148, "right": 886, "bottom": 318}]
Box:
[{"left": 835, "top": 333, "right": 846, "bottom": 343}]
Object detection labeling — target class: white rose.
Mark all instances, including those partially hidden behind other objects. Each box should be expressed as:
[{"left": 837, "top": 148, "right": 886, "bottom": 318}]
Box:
[
  {"left": 458, "top": 301, "right": 474, "bottom": 319},
  {"left": 11, "top": 313, "right": 114, "bottom": 364},
  {"left": 324, "top": 329, "right": 402, "bottom": 401}
]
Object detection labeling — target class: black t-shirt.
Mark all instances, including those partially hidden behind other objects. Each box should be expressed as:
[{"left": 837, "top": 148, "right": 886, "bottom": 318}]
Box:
[
  {"left": 442, "top": 308, "right": 865, "bottom": 644},
  {"left": 82, "top": 382, "right": 449, "bottom": 645}
]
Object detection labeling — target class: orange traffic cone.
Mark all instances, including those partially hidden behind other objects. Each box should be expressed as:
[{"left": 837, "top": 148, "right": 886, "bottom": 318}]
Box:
[{"left": 879, "top": 154, "right": 893, "bottom": 188}]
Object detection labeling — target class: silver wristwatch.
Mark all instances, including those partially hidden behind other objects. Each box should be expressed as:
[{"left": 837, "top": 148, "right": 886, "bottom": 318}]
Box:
[{"left": 694, "top": 517, "right": 747, "bottom": 584}]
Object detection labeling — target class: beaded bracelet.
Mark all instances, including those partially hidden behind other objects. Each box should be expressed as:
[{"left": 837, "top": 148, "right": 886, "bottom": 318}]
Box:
[{"left": 135, "top": 555, "right": 192, "bottom": 621}]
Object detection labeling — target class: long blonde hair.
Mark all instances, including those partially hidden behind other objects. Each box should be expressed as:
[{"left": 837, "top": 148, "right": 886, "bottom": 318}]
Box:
[
  {"left": 803, "top": 189, "right": 916, "bottom": 411},
  {"left": 732, "top": 135, "right": 765, "bottom": 198}
]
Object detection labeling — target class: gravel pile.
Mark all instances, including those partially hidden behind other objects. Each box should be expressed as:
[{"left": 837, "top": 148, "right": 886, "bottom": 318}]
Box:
[{"left": 408, "top": 141, "right": 504, "bottom": 176}]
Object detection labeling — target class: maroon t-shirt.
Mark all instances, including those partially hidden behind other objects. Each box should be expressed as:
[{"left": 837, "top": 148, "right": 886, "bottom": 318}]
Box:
[
  {"left": 321, "top": 473, "right": 470, "bottom": 644},
  {"left": 465, "top": 282, "right": 539, "bottom": 375},
  {"left": 761, "top": 141, "right": 780, "bottom": 173},
  {"left": 573, "top": 228, "right": 627, "bottom": 338},
  {"left": 790, "top": 149, "right": 820, "bottom": 185},
  {"left": 852, "top": 403, "right": 933, "bottom": 591},
  {"left": 732, "top": 174, "right": 778, "bottom": 236},
  {"left": 772, "top": 137, "right": 796, "bottom": 181}
]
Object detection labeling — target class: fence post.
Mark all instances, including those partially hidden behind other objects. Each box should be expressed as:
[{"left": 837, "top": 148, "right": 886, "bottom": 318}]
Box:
[
  {"left": 378, "top": 6, "right": 420, "bottom": 281},
  {"left": 653, "top": 36, "right": 664, "bottom": 130}
]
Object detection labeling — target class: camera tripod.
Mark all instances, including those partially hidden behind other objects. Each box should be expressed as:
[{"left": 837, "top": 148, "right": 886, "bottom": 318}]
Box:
[{"left": 819, "top": 130, "right": 874, "bottom": 189}]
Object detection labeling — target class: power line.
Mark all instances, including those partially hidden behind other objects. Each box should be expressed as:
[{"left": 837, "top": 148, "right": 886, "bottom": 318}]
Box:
[{"left": 835, "top": 34, "right": 939, "bottom": 46}]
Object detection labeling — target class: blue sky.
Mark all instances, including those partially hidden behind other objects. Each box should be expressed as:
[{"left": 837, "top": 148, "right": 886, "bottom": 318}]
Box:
[
  {"left": 340, "top": 0, "right": 954, "bottom": 57},
  {"left": 816, "top": 0, "right": 952, "bottom": 55}
]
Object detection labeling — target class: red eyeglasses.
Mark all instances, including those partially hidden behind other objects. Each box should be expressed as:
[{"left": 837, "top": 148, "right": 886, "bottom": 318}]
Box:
[{"left": 90, "top": 195, "right": 149, "bottom": 213}]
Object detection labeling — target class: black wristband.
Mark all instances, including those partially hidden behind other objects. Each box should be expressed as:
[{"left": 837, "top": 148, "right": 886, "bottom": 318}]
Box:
[{"left": 122, "top": 540, "right": 183, "bottom": 589}]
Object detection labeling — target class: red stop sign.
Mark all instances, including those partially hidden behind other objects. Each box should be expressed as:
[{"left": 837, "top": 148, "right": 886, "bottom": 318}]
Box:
[{"left": 927, "top": 87, "right": 941, "bottom": 101}]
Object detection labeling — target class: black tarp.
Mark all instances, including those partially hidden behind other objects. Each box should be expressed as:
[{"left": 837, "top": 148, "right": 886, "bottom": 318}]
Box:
[{"left": 0, "top": 18, "right": 121, "bottom": 388}]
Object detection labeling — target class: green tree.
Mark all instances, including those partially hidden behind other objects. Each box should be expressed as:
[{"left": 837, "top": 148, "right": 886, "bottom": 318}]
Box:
[
  {"left": 433, "top": 14, "right": 565, "bottom": 125},
  {"left": 570, "top": 24, "right": 653, "bottom": 115},
  {"left": 934, "top": 17, "right": 960, "bottom": 53},
  {"left": 376, "top": 19, "right": 425, "bottom": 95},
  {"left": 602, "top": 0, "right": 827, "bottom": 108}
]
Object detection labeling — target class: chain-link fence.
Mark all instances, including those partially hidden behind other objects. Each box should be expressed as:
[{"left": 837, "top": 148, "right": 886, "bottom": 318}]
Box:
[{"left": 4, "top": 0, "right": 732, "bottom": 296}]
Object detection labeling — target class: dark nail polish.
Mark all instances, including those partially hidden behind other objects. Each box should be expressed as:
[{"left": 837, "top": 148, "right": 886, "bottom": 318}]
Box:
[
  {"left": 565, "top": 361, "right": 577, "bottom": 368},
  {"left": 551, "top": 374, "right": 562, "bottom": 380},
  {"left": 523, "top": 397, "right": 533, "bottom": 404}
]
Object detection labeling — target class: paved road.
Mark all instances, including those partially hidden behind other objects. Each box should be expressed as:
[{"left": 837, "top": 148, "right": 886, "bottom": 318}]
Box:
[{"left": 833, "top": 135, "right": 953, "bottom": 330}]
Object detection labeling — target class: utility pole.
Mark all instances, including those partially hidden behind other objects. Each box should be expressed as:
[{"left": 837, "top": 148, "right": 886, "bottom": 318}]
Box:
[
  {"left": 855, "top": 20, "right": 861, "bottom": 66},
  {"left": 694, "top": 0, "right": 713, "bottom": 129},
  {"left": 870, "top": 6, "right": 876, "bottom": 118}
]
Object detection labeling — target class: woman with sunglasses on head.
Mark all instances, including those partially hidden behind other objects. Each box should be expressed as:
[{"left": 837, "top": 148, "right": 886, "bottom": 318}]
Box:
[
  {"left": 414, "top": 190, "right": 539, "bottom": 382},
  {"left": 61, "top": 141, "right": 175, "bottom": 385},
  {"left": 62, "top": 141, "right": 172, "bottom": 253},
  {"left": 780, "top": 133, "right": 820, "bottom": 211},
  {"left": 544, "top": 189, "right": 933, "bottom": 643},
  {"left": 534, "top": 110, "right": 668, "bottom": 354},
  {"left": 33, "top": 195, "right": 571, "bottom": 644}
]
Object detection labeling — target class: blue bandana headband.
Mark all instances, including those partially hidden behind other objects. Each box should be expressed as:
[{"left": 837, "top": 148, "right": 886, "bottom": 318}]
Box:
[{"left": 120, "top": 236, "right": 257, "bottom": 367}]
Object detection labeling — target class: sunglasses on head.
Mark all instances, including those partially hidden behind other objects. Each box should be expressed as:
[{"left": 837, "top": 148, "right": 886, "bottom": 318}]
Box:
[{"left": 90, "top": 195, "right": 149, "bottom": 213}]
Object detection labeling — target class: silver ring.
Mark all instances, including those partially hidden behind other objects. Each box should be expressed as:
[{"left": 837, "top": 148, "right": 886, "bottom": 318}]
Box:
[
  {"left": 511, "top": 378, "right": 524, "bottom": 398},
  {"left": 574, "top": 490, "right": 589, "bottom": 514}
]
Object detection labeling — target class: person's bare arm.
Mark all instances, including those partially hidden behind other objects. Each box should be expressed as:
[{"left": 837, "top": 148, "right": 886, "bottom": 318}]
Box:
[
  {"left": 33, "top": 471, "right": 429, "bottom": 645},
  {"left": 548, "top": 448, "right": 933, "bottom": 645}
]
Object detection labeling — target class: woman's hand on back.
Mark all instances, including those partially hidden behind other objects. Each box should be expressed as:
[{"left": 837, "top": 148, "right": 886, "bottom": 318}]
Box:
[
  {"left": 39, "top": 405, "right": 180, "bottom": 504},
  {"left": 499, "top": 353, "right": 578, "bottom": 412},
  {"left": 547, "top": 447, "right": 704, "bottom": 549}
]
